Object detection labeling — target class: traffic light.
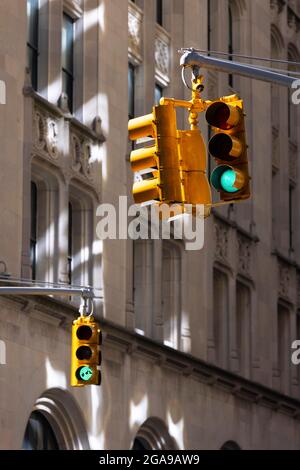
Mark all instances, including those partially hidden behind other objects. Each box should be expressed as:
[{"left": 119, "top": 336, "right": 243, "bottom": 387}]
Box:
[
  {"left": 205, "top": 96, "right": 250, "bottom": 202},
  {"left": 71, "top": 315, "right": 101, "bottom": 387},
  {"left": 128, "top": 103, "right": 183, "bottom": 205},
  {"left": 128, "top": 103, "right": 211, "bottom": 215},
  {"left": 178, "top": 129, "right": 211, "bottom": 217}
]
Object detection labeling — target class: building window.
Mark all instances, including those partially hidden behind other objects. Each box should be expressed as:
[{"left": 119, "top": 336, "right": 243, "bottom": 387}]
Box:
[
  {"left": 27, "top": 0, "right": 39, "bottom": 90},
  {"left": 289, "top": 184, "right": 295, "bottom": 252},
  {"left": 236, "top": 282, "right": 251, "bottom": 376},
  {"left": 162, "top": 241, "right": 181, "bottom": 349},
  {"left": 221, "top": 441, "right": 241, "bottom": 450},
  {"left": 23, "top": 411, "right": 59, "bottom": 450},
  {"left": 154, "top": 83, "right": 163, "bottom": 105},
  {"left": 68, "top": 202, "right": 73, "bottom": 284},
  {"left": 156, "top": 0, "right": 163, "bottom": 26},
  {"left": 30, "top": 181, "right": 38, "bottom": 280},
  {"left": 228, "top": 4, "right": 233, "bottom": 88},
  {"left": 128, "top": 63, "right": 135, "bottom": 119},
  {"left": 213, "top": 268, "right": 229, "bottom": 368},
  {"left": 207, "top": 0, "right": 211, "bottom": 55},
  {"left": 277, "top": 304, "right": 290, "bottom": 392},
  {"left": 62, "top": 13, "right": 74, "bottom": 113}
]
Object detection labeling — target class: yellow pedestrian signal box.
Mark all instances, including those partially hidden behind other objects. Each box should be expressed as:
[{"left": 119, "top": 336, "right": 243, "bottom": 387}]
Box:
[
  {"left": 71, "top": 316, "right": 101, "bottom": 387},
  {"left": 205, "top": 95, "right": 250, "bottom": 202}
]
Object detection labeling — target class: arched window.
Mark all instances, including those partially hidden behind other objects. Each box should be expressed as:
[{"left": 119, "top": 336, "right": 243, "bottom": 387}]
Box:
[
  {"left": 132, "top": 417, "right": 177, "bottom": 450},
  {"left": 22, "top": 388, "right": 89, "bottom": 450},
  {"left": 221, "top": 440, "right": 241, "bottom": 450},
  {"left": 30, "top": 164, "right": 59, "bottom": 282},
  {"left": 23, "top": 411, "right": 59, "bottom": 450}
]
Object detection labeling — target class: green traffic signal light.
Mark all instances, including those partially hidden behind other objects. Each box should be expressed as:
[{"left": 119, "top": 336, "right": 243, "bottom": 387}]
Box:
[
  {"left": 77, "top": 365, "right": 93, "bottom": 381},
  {"left": 220, "top": 169, "right": 239, "bottom": 193}
]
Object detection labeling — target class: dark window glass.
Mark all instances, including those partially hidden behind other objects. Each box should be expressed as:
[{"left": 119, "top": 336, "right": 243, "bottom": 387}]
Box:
[
  {"left": 27, "top": 0, "right": 39, "bottom": 90},
  {"left": 62, "top": 13, "right": 74, "bottom": 112},
  {"left": 207, "top": 0, "right": 211, "bottom": 55},
  {"left": 156, "top": 0, "right": 163, "bottom": 26},
  {"left": 23, "top": 411, "right": 59, "bottom": 450},
  {"left": 289, "top": 184, "right": 294, "bottom": 251},
  {"left": 154, "top": 84, "right": 163, "bottom": 105},
  {"left": 68, "top": 202, "right": 73, "bottom": 284},
  {"left": 30, "top": 181, "right": 37, "bottom": 280},
  {"left": 132, "top": 437, "right": 152, "bottom": 450},
  {"left": 228, "top": 5, "right": 233, "bottom": 88},
  {"left": 128, "top": 63, "right": 135, "bottom": 119}
]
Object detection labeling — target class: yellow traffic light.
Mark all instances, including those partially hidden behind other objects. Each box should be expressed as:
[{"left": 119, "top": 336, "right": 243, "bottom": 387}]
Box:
[
  {"left": 178, "top": 129, "right": 211, "bottom": 217},
  {"left": 206, "top": 95, "right": 250, "bottom": 201},
  {"left": 128, "top": 103, "right": 183, "bottom": 205},
  {"left": 71, "top": 316, "right": 101, "bottom": 387}
]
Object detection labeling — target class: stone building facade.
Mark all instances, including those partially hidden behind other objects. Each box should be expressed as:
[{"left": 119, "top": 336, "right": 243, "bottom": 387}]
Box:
[{"left": 0, "top": 0, "right": 300, "bottom": 450}]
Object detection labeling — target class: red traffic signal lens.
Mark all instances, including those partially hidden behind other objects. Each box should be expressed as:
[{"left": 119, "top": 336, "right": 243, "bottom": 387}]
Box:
[
  {"left": 76, "top": 325, "right": 93, "bottom": 340},
  {"left": 206, "top": 102, "right": 231, "bottom": 130}
]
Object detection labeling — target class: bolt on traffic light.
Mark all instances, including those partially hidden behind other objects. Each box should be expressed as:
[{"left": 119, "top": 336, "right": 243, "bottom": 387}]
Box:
[
  {"left": 71, "top": 315, "right": 101, "bottom": 387},
  {"left": 205, "top": 95, "right": 250, "bottom": 202}
]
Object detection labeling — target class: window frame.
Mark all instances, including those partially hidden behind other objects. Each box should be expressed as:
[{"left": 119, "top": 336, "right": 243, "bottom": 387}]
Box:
[
  {"left": 27, "top": 0, "right": 39, "bottom": 91},
  {"left": 62, "top": 12, "right": 75, "bottom": 113}
]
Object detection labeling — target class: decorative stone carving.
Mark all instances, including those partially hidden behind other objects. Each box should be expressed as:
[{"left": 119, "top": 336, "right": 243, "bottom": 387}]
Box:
[
  {"left": 155, "top": 26, "right": 170, "bottom": 86},
  {"left": 34, "top": 109, "right": 59, "bottom": 159},
  {"left": 237, "top": 234, "right": 251, "bottom": 276},
  {"left": 270, "top": 0, "right": 285, "bottom": 14},
  {"left": 278, "top": 261, "right": 291, "bottom": 299},
  {"left": 128, "top": 1, "right": 143, "bottom": 64},
  {"left": 70, "top": 133, "right": 92, "bottom": 180},
  {"left": 214, "top": 221, "right": 229, "bottom": 261}
]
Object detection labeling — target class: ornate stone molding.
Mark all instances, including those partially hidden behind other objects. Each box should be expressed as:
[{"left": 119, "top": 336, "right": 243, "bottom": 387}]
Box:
[
  {"left": 278, "top": 261, "right": 291, "bottom": 299},
  {"left": 287, "top": 5, "right": 300, "bottom": 33},
  {"left": 33, "top": 107, "right": 60, "bottom": 161},
  {"left": 237, "top": 234, "right": 252, "bottom": 277},
  {"left": 270, "top": 0, "right": 286, "bottom": 15},
  {"left": 214, "top": 221, "right": 229, "bottom": 262},
  {"left": 128, "top": 1, "right": 143, "bottom": 65},
  {"left": 155, "top": 25, "right": 170, "bottom": 87},
  {"left": 70, "top": 131, "right": 93, "bottom": 181}
]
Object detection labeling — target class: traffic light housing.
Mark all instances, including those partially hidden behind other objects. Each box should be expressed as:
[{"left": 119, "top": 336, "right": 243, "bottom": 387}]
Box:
[
  {"left": 128, "top": 103, "right": 211, "bottom": 214},
  {"left": 128, "top": 103, "right": 183, "bottom": 205},
  {"left": 71, "top": 316, "right": 101, "bottom": 387},
  {"left": 206, "top": 96, "right": 250, "bottom": 202}
]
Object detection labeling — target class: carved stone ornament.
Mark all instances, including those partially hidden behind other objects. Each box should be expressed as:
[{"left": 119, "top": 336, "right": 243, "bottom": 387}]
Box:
[
  {"left": 34, "top": 109, "right": 59, "bottom": 159},
  {"left": 71, "top": 133, "right": 93, "bottom": 180},
  {"left": 128, "top": 2, "right": 143, "bottom": 64},
  {"left": 237, "top": 234, "right": 251, "bottom": 276},
  {"left": 155, "top": 26, "right": 170, "bottom": 86},
  {"left": 278, "top": 261, "right": 291, "bottom": 299},
  {"left": 214, "top": 221, "right": 229, "bottom": 261}
]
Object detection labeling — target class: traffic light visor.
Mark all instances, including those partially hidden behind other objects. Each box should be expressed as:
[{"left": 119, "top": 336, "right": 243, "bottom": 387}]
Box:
[{"left": 206, "top": 102, "right": 240, "bottom": 130}]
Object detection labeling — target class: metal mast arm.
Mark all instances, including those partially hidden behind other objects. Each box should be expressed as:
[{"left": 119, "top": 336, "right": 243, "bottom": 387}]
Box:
[{"left": 180, "top": 49, "right": 297, "bottom": 87}]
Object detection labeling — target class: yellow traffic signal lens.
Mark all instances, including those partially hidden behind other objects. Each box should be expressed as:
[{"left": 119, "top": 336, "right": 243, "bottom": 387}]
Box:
[
  {"left": 76, "top": 325, "right": 92, "bottom": 340},
  {"left": 208, "top": 133, "right": 243, "bottom": 160},
  {"left": 206, "top": 102, "right": 240, "bottom": 130}
]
